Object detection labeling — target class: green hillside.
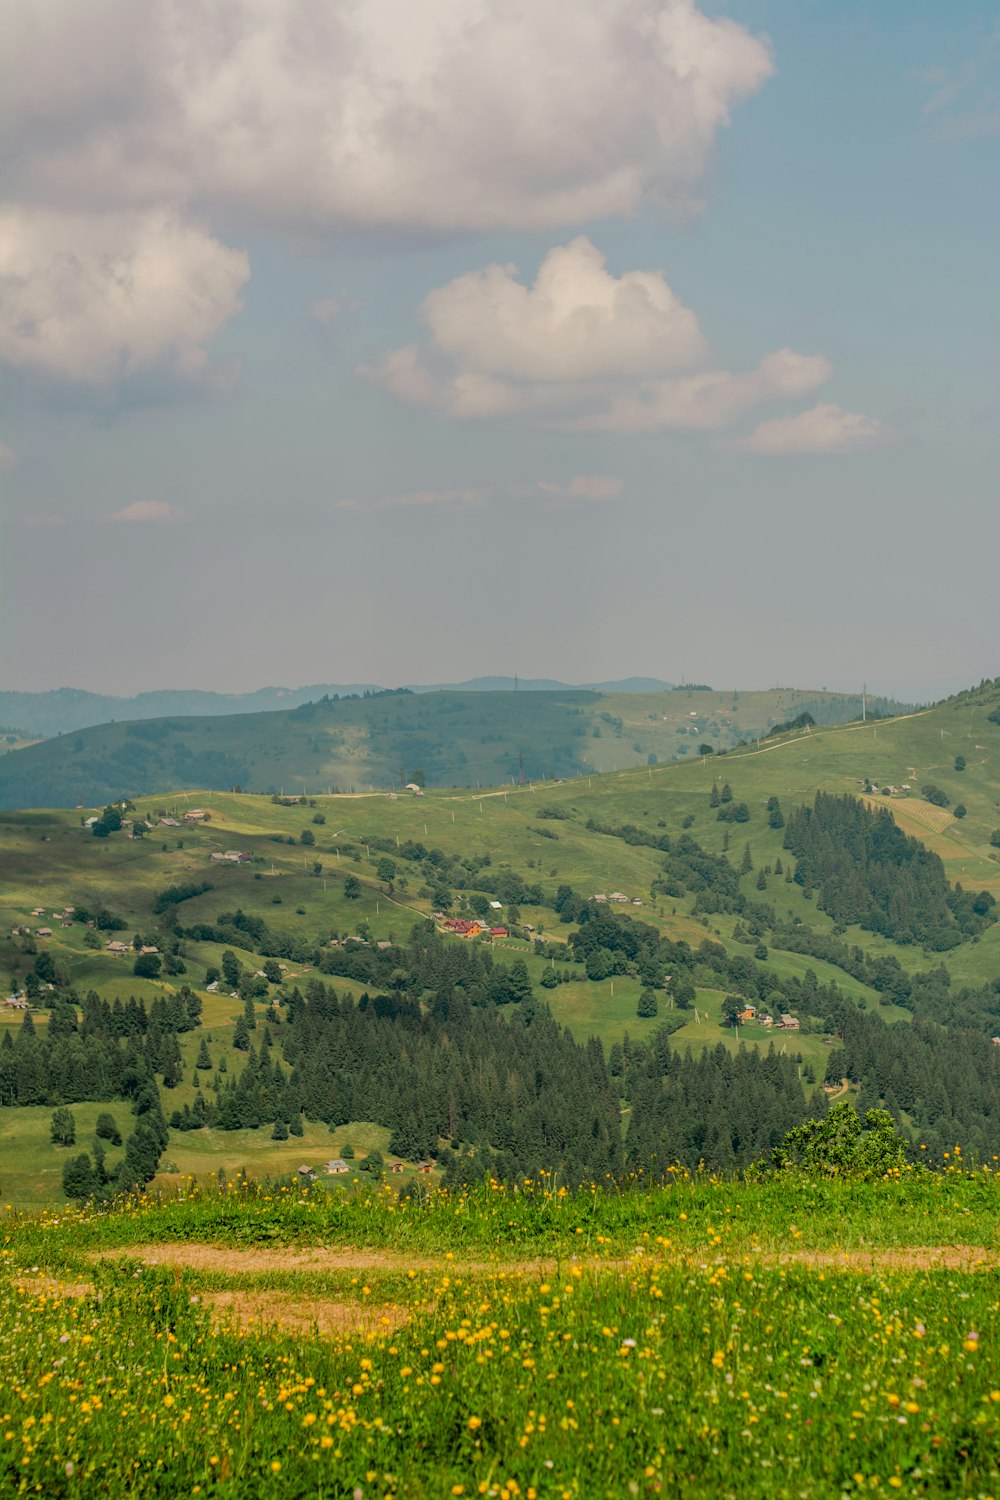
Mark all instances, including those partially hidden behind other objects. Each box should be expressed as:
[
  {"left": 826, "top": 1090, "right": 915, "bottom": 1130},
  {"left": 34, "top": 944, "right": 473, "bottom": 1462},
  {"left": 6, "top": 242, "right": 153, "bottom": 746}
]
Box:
[
  {"left": 3, "top": 680, "right": 1000, "bottom": 1203},
  {"left": 0, "top": 685, "right": 903, "bottom": 810}
]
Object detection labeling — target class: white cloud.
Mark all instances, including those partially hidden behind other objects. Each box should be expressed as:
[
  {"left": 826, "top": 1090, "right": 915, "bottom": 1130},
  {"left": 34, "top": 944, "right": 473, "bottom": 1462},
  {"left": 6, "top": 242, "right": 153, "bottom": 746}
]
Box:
[
  {"left": 109, "top": 500, "right": 186, "bottom": 523},
  {"left": 535, "top": 474, "right": 624, "bottom": 501},
  {"left": 737, "top": 402, "right": 893, "bottom": 455},
  {"left": 0, "top": 442, "right": 17, "bottom": 471},
  {"left": 1, "top": 1, "right": 772, "bottom": 234},
  {"left": 0, "top": 206, "right": 249, "bottom": 385},
  {"left": 421, "top": 239, "right": 707, "bottom": 382},
  {"left": 369, "top": 241, "right": 846, "bottom": 435}
]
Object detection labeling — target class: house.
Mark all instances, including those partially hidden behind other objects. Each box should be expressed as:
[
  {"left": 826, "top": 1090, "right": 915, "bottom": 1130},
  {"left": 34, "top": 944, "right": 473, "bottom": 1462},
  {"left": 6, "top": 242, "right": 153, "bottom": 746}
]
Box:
[
  {"left": 489, "top": 900, "right": 503, "bottom": 911},
  {"left": 31, "top": 908, "right": 45, "bottom": 917},
  {"left": 159, "top": 817, "right": 181, "bottom": 827},
  {"left": 297, "top": 1165, "right": 316, "bottom": 1180},
  {"left": 758, "top": 1013, "right": 774, "bottom": 1027},
  {"left": 992, "top": 1037, "right": 1000, "bottom": 1047},
  {"left": 205, "top": 981, "right": 219, "bottom": 993},
  {"left": 140, "top": 945, "right": 159, "bottom": 955},
  {"left": 325, "top": 1159, "right": 350, "bottom": 1175},
  {"left": 609, "top": 892, "right": 628, "bottom": 903},
  {"left": 35, "top": 928, "right": 53, "bottom": 938},
  {"left": 5, "top": 994, "right": 28, "bottom": 1009},
  {"left": 376, "top": 940, "right": 392, "bottom": 950},
  {"left": 418, "top": 1161, "right": 434, "bottom": 1175},
  {"left": 778, "top": 1015, "right": 800, "bottom": 1030},
  {"left": 593, "top": 894, "right": 608, "bottom": 903},
  {"left": 106, "top": 941, "right": 130, "bottom": 956},
  {"left": 738, "top": 1006, "right": 756, "bottom": 1024},
  {"left": 390, "top": 1161, "right": 405, "bottom": 1174},
  {"left": 405, "top": 783, "right": 421, "bottom": 792},
  {"left": 490, "top": 927, "right": 508, "bottom": 938},
  {"left": 183, "top": 809, "right": 209, "bottom": 823}
]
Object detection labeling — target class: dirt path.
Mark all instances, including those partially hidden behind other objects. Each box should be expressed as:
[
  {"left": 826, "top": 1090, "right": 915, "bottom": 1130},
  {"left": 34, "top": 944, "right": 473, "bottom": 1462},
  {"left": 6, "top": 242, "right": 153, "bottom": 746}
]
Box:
[{"left": 90, "top": 1240, "right": 1000, "bottom": 1279}]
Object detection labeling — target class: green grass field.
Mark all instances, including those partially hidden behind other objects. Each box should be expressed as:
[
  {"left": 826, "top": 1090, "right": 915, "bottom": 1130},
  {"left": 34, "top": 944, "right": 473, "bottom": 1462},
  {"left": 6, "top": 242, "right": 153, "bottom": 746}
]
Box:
[{"left": 3, "top": 1171, "right": 1000, "bottom": 1497}]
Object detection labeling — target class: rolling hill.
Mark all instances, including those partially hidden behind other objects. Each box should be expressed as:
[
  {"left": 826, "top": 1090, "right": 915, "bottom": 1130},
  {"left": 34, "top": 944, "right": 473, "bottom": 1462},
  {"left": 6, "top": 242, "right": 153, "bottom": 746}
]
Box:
[{"left": 0, "top": 685, "right": 906, "bottom": 811}]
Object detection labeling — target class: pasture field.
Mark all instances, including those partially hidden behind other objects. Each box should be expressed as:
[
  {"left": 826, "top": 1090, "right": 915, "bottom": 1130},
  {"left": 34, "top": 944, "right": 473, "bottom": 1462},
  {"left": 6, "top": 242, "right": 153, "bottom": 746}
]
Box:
[{"left": 3, "top": 1173, "right": 1000, "bottom": 1497}]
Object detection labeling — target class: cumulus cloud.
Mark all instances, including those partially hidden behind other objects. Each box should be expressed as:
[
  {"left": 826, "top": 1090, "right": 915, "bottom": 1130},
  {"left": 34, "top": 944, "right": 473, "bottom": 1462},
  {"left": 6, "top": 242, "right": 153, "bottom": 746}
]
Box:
[
  {"left": 0, "top": 206, "right": 249, "bottom": 385},
  {"left": 368, "top": 240, "right": 850, "bottom": 435},
  {"left": 0, "top": 442, "right": 17, "bottom": 471},
  {"left": 1, "top": 1, "right": 772, "bottom": 234},
  {"left": 109, "top": 500, "right": 186, "bottom": 523},
  {"left": 737, "top": 402, "right": 893, "bottom": 455},
  {"left": 535, "top": 474, "right": 624, "bottom": 501}
]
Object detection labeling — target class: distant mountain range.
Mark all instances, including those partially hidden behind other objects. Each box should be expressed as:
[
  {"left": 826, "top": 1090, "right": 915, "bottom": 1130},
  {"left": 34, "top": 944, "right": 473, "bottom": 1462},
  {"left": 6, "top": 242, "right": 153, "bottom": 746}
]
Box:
[{"left": 0, "top": 679, "right": 675, "bottom": 738}]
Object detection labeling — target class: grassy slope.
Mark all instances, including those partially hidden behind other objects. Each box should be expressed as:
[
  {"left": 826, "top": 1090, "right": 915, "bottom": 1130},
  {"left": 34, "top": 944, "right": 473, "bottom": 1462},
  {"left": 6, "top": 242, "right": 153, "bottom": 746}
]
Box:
[{"left": 0, "top": 685, "right": 884, "bottom": 809}]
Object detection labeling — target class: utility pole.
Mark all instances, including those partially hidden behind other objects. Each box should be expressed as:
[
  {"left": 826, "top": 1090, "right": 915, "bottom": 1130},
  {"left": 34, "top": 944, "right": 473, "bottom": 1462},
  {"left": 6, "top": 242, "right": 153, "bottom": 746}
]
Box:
[
  {"left": 862, "top": 684, "right": 867, "bottom": 723},
  {"left": 518, "top": 750, "right": 525, "bottom": 787}
]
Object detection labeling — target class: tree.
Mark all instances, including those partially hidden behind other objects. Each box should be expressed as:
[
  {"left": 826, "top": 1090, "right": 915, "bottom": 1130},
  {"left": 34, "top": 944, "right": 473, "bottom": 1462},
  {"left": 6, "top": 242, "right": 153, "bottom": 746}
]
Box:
[
  {"left": 344, "top": 875, "right": 361, "bottom": 900},
  {"left": 300, "top": 828, "right": 315, "bottom": 846},
  {"left": 921, "top": 784, "right": 949, "bottom": 808},
  {"left": 51, "top": 1107, "right": 77, "bottom": 1146},
  {"left": 133, "top": 953, "right": 162, "bottom": 978},
  {"left": 221, "top": 950, "right": 241, "bottom": 987},
  {"left": 637, "top": 989, "right": 658, "bottom": 1018},
  {"left": 767, "top": 796, "right": 785, "bottom": 830},
  {"left": 377, "top": 857, "right": 397, "bottom": 887},
  {"left": 954, "top": 804, "right": 967, "bottom": 819},
  {"left": 95, "top": 1111, "right": 122, "bottom": 1145},
  {"left": 698, "top": 744, "right": 714, "bottom": 757},
  {"left": 409, "top": 769, "right": 426, "bottom": 788},
  {"left": 233, "top": 1015, "right": 251, "bottom": 1051},
  {"left": 62, "top": 1153, "right": 96, "bottom": 1201},
  {"left": 720, "top": 783, "right": 733, "bottom": 803},
  {"left": 954, "top": 755, "right": 966, "bottom": 772},
  {"left": 720, "top": 996, "right": 743, "bottom": 1029},
  {"left": 196, "top": 1038, "right": 213, "bottom": 1070},
  {"left": 312, "top": 812, "right": 326, "bottom": 824},
  {"left": 262, "top": 959, "right": 282, "bottom": 985},
  {"left": 739, "top": 843, "right": 753, "bottom": 876},
  {"left": 709, "top": 783, "right": 721, "bottom": 808}
]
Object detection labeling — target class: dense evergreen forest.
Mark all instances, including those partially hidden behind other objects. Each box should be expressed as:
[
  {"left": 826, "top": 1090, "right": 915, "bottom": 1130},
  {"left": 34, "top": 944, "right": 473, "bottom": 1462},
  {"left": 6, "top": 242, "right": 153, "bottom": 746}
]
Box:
[{"left": 783, "top": 793, "right": 995, "bottom": 948}]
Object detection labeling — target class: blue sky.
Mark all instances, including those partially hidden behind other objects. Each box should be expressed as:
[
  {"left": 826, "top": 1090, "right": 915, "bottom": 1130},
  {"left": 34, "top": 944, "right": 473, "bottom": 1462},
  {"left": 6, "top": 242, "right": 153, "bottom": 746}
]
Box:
[{"left": 2, "top": 0, "right": 998, "bottom": 700}]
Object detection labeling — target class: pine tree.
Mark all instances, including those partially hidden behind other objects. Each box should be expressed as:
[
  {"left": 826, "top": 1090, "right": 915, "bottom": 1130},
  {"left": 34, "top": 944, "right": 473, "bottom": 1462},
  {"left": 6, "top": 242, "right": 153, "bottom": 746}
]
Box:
[{"left": 740, "top": 843, "right": 753, "bottom": 875}]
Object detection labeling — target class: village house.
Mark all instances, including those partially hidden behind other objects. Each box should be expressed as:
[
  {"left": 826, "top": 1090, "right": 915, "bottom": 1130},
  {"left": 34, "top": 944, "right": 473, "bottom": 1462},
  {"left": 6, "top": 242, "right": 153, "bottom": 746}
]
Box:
[
  {"left": 778, "top": 1015, "right": 800, "bottom": 1030},
  {"left": 325, "top": 1159, "right": 350, "bottom": 1175},
  {"left": 490, "top": 926, "right": 508, "bottom": 938},
  {"left": 35, "top": 928, "right": 53, "bottom": 938},
  {"left": 183, "top": 809, "right": 209, "bottom": 823},
  {"left": 105, "top": 941, "right": 130, "bottom": 956}
]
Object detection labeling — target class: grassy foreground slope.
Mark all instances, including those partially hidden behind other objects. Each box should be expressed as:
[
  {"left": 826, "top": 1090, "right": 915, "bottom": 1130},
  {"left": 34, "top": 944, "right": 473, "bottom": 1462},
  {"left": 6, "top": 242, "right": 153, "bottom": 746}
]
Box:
[
  {"left": 0, "top": 685, "right": 897, "bottom": 810},
  {"left": 3, "top": 1172, "right": 1000, "bottom": 1497}
]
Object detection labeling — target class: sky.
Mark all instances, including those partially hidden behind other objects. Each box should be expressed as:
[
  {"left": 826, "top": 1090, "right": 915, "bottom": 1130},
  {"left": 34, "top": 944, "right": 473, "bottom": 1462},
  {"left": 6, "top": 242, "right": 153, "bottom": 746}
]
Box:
[{"left": 1, "top": 0, "right": 998, "bottom": 703}]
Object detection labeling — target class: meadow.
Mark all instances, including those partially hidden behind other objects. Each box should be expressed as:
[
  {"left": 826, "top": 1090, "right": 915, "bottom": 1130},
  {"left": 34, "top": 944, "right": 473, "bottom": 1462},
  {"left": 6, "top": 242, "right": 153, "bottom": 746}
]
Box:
[{"left": 3, "top": 1171, "right": 1000, "bottom": 1497}]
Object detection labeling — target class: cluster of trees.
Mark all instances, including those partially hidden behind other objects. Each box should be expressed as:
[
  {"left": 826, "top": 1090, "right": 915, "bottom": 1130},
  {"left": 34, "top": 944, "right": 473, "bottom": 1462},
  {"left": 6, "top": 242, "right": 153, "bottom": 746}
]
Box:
[
  {"left": 784, "top": 793, "right": 995, "bottom": 949},
  {"left": 359, "top": 833, "right": 544, "bottom": 911},
  {"left": 317, "top": 924, "right": 535, "bottom": 1008},
  {"left": 826, "top": 1010, "right": 1000, "bottom": 1159},
  {"left": 194, "top": 975, "right": 622, "bottom": 1184},
  {"left": 61, "top": 1082, "right": 169, "bottom": 1201},
  {"left": 625, "top": 1037, "right": 825, "bottom": 1174},
  {"left": 0, "top": 989, "right": 201, "bottom": 1106}
]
